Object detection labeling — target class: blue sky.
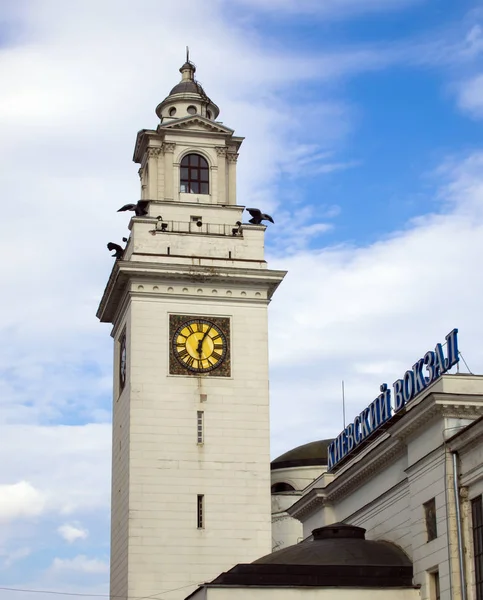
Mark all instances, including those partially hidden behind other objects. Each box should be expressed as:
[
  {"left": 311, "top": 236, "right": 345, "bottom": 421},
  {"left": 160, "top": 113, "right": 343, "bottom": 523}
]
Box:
[{"left": 1, "top": 0, "right": 483, "bottom": 595}]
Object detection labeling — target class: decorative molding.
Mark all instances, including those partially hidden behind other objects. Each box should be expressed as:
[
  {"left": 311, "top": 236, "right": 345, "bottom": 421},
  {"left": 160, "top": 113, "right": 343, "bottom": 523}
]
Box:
[
  {"left": 215, "top": 146, "right": 227, "bottom": 157},
  {"left": 147, "top": 147, "right": 162, "bottom": 158},
  {"left": 326, "top": 440, "right": 406, "bottom": 503},
  {"left": 226, "top": 152, "right": 239, "bottom": 163},
  {"left": 162, "top": 117, "right": 233, "bottom": 134},
  {"left": 163, "top": 143, "right": 176, "bottom": 153}
]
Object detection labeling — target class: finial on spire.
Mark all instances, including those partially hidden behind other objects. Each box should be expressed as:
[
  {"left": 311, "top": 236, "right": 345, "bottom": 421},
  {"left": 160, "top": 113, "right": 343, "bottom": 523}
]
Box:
[{"left": 186, "top": 46, "right": 190, "bottom": 63}]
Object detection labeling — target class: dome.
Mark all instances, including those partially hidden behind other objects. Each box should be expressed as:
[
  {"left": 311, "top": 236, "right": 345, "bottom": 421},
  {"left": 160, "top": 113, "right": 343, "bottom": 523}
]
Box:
[
  {"left": 200, "top": 524, "right": 413, "bottom": 589},
  {"left": 253, "top": 523, "right": 411, "bottom": 567},
  {"left": 155, "top": 57, "right": 220, "bottom": 121},
  {"left": 271, "top": 439, "right": 333, "bottom": 470},
  {"left": 169, "top": 80, "right": 205, "bottom": 96}
]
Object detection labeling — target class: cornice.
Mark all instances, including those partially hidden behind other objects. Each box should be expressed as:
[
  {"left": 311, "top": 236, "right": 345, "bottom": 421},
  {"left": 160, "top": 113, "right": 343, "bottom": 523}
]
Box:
[
  {"left": 97, "top": 261, "right": 287, "bottom": 324},
  {"left": 287, "top": 489, "right": 327, "bottom": 520},
  {"left": 324, "top": 438, "right": 406, "bottom": 504},
  {"left": 159, "top": 116, "right": 234, "bottom": 135}
]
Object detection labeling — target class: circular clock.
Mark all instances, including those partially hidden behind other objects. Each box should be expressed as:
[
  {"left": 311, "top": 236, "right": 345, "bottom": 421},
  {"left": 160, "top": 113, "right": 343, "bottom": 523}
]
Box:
[
  {"left": 119, "top": 335, "right": 127, "bottom": 390},
  {"left": 173, "top": 318, "right": 227, "bottom": 373}
]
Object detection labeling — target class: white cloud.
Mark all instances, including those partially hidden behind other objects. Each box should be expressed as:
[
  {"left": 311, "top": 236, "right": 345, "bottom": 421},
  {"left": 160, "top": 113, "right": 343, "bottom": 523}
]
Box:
[
  {"left": 51, "top": 555, "right": 108, "bottom": 574},
  {"left": 0, "top": 482, "right": 45, "bottom": 522},
  {"left": 456, "top": 73, "right": 483, "bottom": 118},
  {"left": 57, "top": 524, "right": 89, "bottom": 544}
]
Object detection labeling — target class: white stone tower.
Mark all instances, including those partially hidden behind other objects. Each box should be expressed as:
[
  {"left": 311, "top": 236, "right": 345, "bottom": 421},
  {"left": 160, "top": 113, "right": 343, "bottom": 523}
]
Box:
[{"left": 97, "top": 58, "right": 286, "bottom": 600}]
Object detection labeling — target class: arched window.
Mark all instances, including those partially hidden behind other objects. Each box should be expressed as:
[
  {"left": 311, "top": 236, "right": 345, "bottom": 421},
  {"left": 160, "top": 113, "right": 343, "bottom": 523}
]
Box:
[
  {"left": 180, "top": 153, "right": 209, "bottom": 194},
  {"left": 271, "top": 482, "right": 295, "bottom": 493}
]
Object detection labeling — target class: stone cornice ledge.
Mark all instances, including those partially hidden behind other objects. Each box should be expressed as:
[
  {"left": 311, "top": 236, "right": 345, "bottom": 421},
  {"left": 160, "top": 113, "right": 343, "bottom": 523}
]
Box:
[
  {"left": 97, "top": 261, "right": 287, "bottom": 323},
  {"left": 286, "top": 490, "right": 326, "bottom": 520}
]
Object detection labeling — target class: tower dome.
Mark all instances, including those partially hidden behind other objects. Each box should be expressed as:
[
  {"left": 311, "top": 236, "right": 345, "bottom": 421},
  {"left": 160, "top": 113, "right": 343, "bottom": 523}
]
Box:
[{"left": 155, "top": 55, "right": 220, "bottom": 122}]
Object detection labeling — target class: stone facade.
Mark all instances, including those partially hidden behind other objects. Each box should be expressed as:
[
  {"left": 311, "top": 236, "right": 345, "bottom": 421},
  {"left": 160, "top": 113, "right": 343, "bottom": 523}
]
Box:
[
  {"left": 288, "top": 375, "right": 483, "bottom": 600},
  {"left": 98, "top": 62, "right": 286, "bottom": 600}
]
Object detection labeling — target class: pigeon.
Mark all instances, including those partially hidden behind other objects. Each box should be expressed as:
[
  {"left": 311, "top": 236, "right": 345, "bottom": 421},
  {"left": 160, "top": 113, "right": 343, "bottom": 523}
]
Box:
[
  {"left": 117, "top": 200, "right": 150, "bottom": 217},
  {"left": 107, "top": 242, "right": 124, "bottom": 259},
  {"left": 246, "top": 208, "right": 274, "bottom": 225}
]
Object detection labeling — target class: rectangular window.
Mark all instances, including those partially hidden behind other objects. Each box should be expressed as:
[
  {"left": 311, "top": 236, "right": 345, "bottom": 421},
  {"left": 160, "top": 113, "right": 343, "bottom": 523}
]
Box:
[
  {"left": 197, "top": 494, "right": 204, "bottom": 529},
  {"left": 472, "top": 495, "right": 483, "bottom": 600},
  {"left": 197, "top": 411, "right": 204, "bottom": 444},
  {"left": 429, "top": 570, "right": 440, "bottom": 600},
  {"left": 424, "top": 498, "right": 437, "bottom": 542}
]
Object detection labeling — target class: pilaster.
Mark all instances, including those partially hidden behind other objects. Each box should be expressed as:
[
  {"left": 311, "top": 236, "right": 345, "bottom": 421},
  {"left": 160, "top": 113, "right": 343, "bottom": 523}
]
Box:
[
  {"left": 227, "top": 151, "right": 238, "bottom": 206},
  {"left": 147, "top": 147, "right": 162, "bottom": 200},
  {"left": 215, "top": 147, "right": 227, "bottom": 204},
  {"left": 164, "top": 142, "right": 176, "bottom": 201}
]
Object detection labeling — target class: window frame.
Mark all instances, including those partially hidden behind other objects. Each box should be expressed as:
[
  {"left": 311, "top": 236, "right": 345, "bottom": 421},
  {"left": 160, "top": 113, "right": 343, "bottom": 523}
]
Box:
[
  {"left": 472, "top": 495, "right": 483, "bottom": 600},
  {"left": 197, "top": 411, "right": 204, "bottom": 445},
  {"left": 197, "top": 494, "right": 204, "bottom": 529},
  {"left": 180, "top": 153, "right": 209, "bottom": 195},
  {"left": 424, "top": 497, "right": 438, "bottom": 542}
]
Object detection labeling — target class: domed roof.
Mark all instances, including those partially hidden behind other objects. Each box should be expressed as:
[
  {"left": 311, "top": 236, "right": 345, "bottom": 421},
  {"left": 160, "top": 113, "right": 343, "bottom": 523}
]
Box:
[
  {"left": 155, "top": 57, "right": 220, "bottom": 121},
  {"left": 169, "top": 80, "right": 206, "bottom": 96},
  {"left": 195, "top": 523, "right": 413, "bottom": 590},
  {"left": 271, "top": 439, "right": 333, "bottom": 470},
  {"left": 253, "top": 523, "right": 411, "bottom": 567}
]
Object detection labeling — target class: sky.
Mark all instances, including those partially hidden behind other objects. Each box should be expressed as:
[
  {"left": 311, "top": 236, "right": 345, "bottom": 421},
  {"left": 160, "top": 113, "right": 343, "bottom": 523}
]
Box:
[{"left": 1, "top": 0, "right": 483, "bottom": 595}]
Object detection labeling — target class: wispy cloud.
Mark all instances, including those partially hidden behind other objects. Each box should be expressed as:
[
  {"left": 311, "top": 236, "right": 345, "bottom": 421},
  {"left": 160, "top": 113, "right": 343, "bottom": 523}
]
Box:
[
  {"left": 231, "top": 0, "right": 425, "bottom": 19},
  {"left": 51, "top": 555, "right": 108, "bottom": 575},
  {"left": 57, "top": 524, "right": 89, "bottom": 544}
]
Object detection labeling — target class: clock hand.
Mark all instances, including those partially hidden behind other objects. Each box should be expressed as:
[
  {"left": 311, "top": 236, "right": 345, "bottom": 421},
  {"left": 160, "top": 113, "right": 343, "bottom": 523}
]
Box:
[{"left": 198, "top": 327, "right": 212, "bottom": 357}]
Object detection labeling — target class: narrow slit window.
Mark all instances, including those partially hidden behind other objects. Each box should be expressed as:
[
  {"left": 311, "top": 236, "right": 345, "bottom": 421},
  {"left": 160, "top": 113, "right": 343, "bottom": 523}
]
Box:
[
  {"left": 197, "top": 411, "right": 204, "bottom": 444},
  {"left": 424, "top": 498, "right": 437, "bottom": 542},
  {"left": 197, "top": 494, "right": 204, "bottom": 529},
  {"left": 472, "top": 495, "right": 483, "bottom": 600}
]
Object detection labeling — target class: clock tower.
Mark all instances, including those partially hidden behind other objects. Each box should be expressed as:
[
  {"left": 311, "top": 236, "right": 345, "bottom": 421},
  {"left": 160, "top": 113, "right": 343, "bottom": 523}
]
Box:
[{"left": 97, "top": 58, "right": 286, "bottom": 600}]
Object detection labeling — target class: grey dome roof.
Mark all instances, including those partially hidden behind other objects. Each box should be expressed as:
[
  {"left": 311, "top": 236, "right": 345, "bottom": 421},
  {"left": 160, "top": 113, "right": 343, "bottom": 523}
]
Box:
[
  {"left": 271, "top": 439, "right": 333, "bottom": 470},
  {"left": 253, "top": 523, "right": 411, "bottom": 567},
  {"left": 188, "top": 524, "right": 414, "bottom": 592},
  {"left": 169, "top": 80, "right": 206, "bottom": 96}
]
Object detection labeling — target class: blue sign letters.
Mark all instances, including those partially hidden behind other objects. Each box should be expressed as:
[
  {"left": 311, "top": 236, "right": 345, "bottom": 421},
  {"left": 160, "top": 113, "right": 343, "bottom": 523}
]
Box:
[{"left": 328, "top": 328, "right": 459, "bottom": 471}]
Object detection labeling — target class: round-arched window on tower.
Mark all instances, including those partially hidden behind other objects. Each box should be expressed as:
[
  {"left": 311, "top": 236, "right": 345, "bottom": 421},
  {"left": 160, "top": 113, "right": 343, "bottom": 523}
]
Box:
[
  {"left": 169, "top": 107, "right": 177, "bottom": 117},
  {"left": 207, "top": 110, "right": 212, "bottom": 119},
  {"left": 180, "top": 154, "right": 209, "bottom": 194},
  {"left": 187, "top": 105, "right": 197, "bottom": 115},
  {"left": 271, "top": 482, "right": 295, "bottom": 493}
]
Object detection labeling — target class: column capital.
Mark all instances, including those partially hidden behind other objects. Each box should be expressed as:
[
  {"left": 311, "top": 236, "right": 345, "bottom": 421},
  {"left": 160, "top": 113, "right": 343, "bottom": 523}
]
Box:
[
  {"left": 163, "top": 142, "right": 176, "bottom": 153},
  {"left": 215, "top": 146, "right": 227, "bottom": 157},
  {"left": 147, "top": 146, "right": 162, "bottom": 158},
  {"left": 227, "top": 152, "right": 239, "bottom": 163}
]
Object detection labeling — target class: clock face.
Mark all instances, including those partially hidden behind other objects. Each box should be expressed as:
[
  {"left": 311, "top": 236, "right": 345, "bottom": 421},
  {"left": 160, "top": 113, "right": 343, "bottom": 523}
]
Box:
[
  {"left": 119, "top": 334, "right": 127, "bottom": 391},
  {"left": 173, "top": 318, "right": 227, "bottom": 373}
]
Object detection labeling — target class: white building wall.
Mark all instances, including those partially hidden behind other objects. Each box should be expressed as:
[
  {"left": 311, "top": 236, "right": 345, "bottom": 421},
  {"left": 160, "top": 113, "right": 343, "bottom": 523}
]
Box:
[
  {"left": 193, "top": 586, "right": 420, "bottom": 600},
  {"left": 110, "top": 284, "right": 277, "bottom": 600}
]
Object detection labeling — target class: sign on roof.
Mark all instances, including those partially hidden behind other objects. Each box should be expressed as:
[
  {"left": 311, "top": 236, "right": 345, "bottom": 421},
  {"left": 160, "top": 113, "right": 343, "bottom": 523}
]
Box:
[{"left": 327, "top": 329, "right": 459, "bottom": 471}]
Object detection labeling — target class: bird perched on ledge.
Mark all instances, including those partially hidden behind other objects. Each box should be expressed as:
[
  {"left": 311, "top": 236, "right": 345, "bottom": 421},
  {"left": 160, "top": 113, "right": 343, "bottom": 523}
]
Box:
[
  {"left": 117, "top": 200, "right": 150, "bottom": 217},
  {"left": 246, "top": 208, "right": 274, "bottom": 225},
  {"left": 107, "top": 242, "right": 124, "bottom": 259}
]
